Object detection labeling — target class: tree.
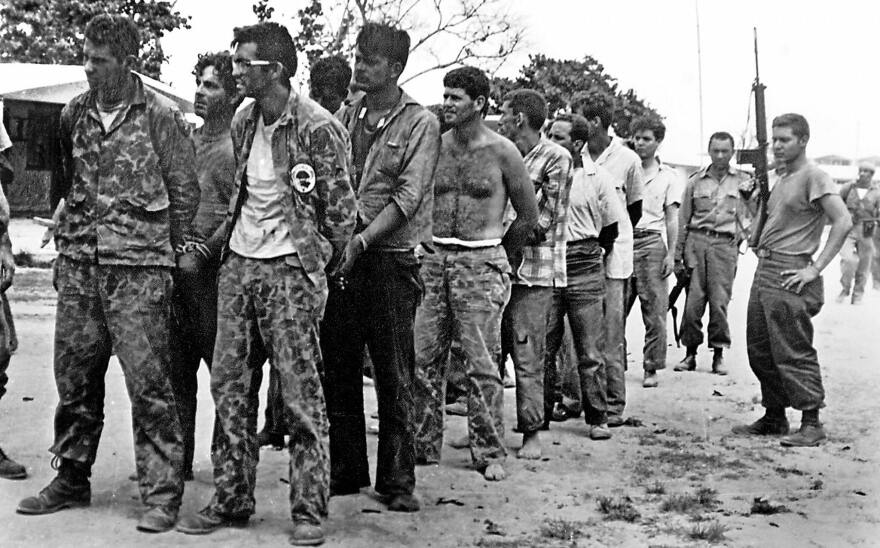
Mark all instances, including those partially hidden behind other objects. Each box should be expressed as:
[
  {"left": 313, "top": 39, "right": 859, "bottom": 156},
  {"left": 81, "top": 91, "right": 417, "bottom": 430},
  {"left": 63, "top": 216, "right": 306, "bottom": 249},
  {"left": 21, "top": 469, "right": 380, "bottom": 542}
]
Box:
[
  {"left": 253, "top": 0, "right": 523, "bottom": 83},
  {"left": 490, "top": 54, "right": 660, "bottom": 138},
  {"left": 0, "top": 0, "right": 191, "bottom": 80}
]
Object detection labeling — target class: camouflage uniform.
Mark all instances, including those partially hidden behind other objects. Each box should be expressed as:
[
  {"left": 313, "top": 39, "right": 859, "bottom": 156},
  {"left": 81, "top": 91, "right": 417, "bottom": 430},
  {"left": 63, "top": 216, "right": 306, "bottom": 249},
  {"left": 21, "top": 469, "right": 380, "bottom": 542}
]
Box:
[
  {"left": 204, "top": 92, "right": 356, "bottom": 525},
  {"left": 50, "top": 74, "right": 199, "bottom": 510},
  {"left": 413, "top": 244, "right": 511, "bottom": 468}
]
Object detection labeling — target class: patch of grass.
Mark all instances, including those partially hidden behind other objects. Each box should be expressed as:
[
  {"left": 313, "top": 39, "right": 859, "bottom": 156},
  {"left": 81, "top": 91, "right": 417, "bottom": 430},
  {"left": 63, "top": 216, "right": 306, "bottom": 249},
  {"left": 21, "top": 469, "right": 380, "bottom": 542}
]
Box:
[
  {"left": 596, "top": 495, "right": 641, "bottom": 522},
  {"left": 646, "top": 480, "right": 666, "bottom": 495},
  {"left": 688, "top": 520, "right": 728, "bottom": 543},
  {"left": 631, "top": 459, "right": 654, "bottom": 480},
  {"left": 539, "top": 518, "right": 583, "bottom": 540},
  {"left": 660, "top": 487, "right": 718, "bottom": 513}
]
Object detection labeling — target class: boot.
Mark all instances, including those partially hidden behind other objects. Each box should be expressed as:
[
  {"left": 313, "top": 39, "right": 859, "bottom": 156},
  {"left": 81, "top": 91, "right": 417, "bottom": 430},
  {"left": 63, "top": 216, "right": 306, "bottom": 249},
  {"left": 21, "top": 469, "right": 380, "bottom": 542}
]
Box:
[
  {"left": 17, "top": 458, "right": 91, "bottom": 514},
  {"left": 0, "top": 446, "right": 26, "bottom": 479},
  {"left": 711, "top": 349, "right": 728, "bottom": 375},
  {"left": 674, "top": 347, "right": 697, "bottom": 372}
]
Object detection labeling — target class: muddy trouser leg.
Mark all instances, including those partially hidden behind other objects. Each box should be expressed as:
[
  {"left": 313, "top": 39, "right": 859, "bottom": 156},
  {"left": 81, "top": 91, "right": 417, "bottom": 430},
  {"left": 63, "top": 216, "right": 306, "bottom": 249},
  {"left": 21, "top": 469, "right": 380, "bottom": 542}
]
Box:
[
  {"left": 839, "top": 235, "right": 858, "bottom": 294},
  {"left": 448, "top": 247, "right": 510, "bottom": 468},
  {"left": 320, "top": 261, "right": 370, "bottom": 494},
  {"left": 680, "top": 235, "right": 708, "bottom": 349},
  {"left": 0, "top": 293, "right": 12, "bottom": 402},
  {"left": 100, "top": 265, "right": 183, "bottom": 509},
  {"left": 413, "top": 252, "right": 453, "bottom": 463},
  {"left": 564, "top": 243, "right": 608, "bottom": 425},
  {"left": 502, "top": 284, "right": 553, "bottom": 433},
  {"left": 631, "top": 234, "right": 669, "bottom": 370},
  {"left": 705, "top": 238, "right": 737, "bottom": 349},
  {"left": 362, "top": 252, "right": 423, "bottom": 496},
  {"left": 853, "top": 235, "right": 875, "bottom": 298},
  {"left": 603, "top": 278, "right": 626, "bottom": 418},
  {"left": 747, "top": 257, "right": 825, "bottom": 412}
]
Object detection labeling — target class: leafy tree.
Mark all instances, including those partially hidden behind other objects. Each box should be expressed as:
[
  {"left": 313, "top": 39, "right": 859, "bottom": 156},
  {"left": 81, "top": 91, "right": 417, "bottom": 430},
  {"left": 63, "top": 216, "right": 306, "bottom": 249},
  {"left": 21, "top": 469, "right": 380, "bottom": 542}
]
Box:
[
  {"left": 0, "top": 0, "right": 191, "bottom": 80},
  {"left": 490, "top": 54, "right": 660, "bottom": 138},
  {"left": 253, "top": 0, "right": 523, "bottom": 83}
]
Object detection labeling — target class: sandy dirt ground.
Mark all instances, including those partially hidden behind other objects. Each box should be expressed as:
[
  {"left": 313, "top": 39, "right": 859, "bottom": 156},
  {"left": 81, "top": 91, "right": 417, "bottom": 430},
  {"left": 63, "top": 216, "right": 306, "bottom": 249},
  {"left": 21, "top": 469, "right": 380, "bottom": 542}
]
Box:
[{"left": 1, "top": 221, "right": 879, "bottom": 547}]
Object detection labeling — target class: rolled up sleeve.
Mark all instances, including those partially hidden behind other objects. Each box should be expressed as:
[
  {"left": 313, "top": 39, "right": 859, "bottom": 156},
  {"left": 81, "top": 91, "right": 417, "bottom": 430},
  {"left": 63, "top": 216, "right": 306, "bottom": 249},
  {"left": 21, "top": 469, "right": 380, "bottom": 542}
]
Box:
[{"left": 390, "top": 112, "right": 440, "bottom": 220}]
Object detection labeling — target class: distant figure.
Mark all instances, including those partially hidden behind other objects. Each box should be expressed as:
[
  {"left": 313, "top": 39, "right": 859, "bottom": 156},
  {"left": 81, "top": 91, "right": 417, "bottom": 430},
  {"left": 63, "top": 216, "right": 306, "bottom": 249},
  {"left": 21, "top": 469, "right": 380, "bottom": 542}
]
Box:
[
  {"left": 734, "top": 113, "right": 851, "bottom": 447},
  {"left": 674, "top": 132, "right": 755, "bottom": 375},
  {"left": 837, "top": 162, "right": 880, "bottom": 304},
  {"left": 309, "top": 55, "right": 352, "bottom": 114}
]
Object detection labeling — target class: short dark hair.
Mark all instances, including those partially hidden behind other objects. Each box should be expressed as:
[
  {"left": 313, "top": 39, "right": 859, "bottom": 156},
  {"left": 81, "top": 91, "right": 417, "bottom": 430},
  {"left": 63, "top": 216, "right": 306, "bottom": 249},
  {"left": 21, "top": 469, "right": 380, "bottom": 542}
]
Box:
[
  {"left": 84, "top": 14, "right": 140, "bottom": 61},
  {"left": 232, "top": 22, "right": 298, "bottom": 79},
  {"left": 571, "top": 91, "right": 613, "bottom": 130},
  {"left": 443, "top": 66, "right": 490, "bottom": 115},
  {"left": 630, "top": 116, "right": 666, "bottom": 142},
  {"left": 708, "top": 131, "right": 735, "bottom": 147},
  {"left": 309, "top": 55, "right": 352, "bottom": 97},
  {"left": 356, "top": 22, "right": 410, "bottom": 69},
  {"left": 553, "top": 113, "right": 590, "bottom": 144},
  {"left": 772, "top": 113, "right": 810, "bottom": 139},
  {"left": 503, "top": 89, "right": 548, "bottom": 131},
  {"left": 193, "top": 51, "right": 238, "bottom": 98}
]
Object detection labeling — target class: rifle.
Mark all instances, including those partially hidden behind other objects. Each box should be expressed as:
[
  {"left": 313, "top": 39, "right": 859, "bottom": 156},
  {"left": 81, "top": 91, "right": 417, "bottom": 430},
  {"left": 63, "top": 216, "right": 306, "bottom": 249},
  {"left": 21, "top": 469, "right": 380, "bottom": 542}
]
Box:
[
  {"left": 667, "top": 272, "right": 689, "bottom": 347},
  {"left": 737, "top": 28, "right": 769, "bottom": 249}
]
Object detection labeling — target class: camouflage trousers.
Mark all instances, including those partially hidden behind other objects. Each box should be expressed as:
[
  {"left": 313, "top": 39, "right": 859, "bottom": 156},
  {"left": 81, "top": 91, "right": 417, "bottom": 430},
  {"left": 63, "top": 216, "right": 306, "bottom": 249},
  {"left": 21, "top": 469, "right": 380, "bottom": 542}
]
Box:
[
  {"left": 50, "top": 256, "right": 184, "bottom": 509},
  {"left": 209, "top": 253, "right": 329, "bottom": 525},
  {"left": 414, "top": 244, "right": 511, "bottom": 468},
  {"left": 0, "top": 292, "right": 17, "bottom": 402}
]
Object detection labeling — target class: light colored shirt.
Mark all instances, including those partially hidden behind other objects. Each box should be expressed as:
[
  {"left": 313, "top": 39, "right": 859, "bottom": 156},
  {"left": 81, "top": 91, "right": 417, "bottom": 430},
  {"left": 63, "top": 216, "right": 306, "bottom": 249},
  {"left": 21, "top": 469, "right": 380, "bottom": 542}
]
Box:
[
  {"left": 229, "top": 115, "right": 298, "bottom": 259},
  {"left": 680, "top": 164, "right": 752, "bottom": 237},
  {"left": 636, "top": 160, "right": 684, "bottom": 239},
  {"left": 757, "top": 162, "right": 837, "bottom": 256},
  {"left": 566, "top": 162, "right": 625, "bottom": 241}
]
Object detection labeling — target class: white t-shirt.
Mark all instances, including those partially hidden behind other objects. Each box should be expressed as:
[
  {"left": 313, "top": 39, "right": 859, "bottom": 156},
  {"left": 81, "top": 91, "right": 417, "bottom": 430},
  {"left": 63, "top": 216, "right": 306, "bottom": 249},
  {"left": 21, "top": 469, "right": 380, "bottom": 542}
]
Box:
[{"left": 229, "top": 115, "right": 299, "bottom": 259}]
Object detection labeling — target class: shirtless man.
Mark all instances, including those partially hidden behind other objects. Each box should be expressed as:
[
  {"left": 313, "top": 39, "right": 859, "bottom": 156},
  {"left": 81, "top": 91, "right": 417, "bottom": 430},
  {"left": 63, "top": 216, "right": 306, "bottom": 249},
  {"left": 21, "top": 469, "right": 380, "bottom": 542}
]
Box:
[{"left": 413, "top": 66, "right": 538, "bottom": 480}]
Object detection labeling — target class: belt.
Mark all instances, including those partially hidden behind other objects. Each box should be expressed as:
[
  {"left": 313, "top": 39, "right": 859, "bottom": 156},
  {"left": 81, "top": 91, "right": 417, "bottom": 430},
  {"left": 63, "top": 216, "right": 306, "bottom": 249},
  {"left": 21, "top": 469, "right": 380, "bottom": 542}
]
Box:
[
  {"left": 755, "top": 248, "right": 812, "bottom": 263},
  {"left": 568, "top": 237, "right": 600, "bottom": 246},
  {"left": 690, "top": 227, "right": 735, "bottom": 242},
  {"left": 632, "top": 229, "right": 661, "bottom": 239}
]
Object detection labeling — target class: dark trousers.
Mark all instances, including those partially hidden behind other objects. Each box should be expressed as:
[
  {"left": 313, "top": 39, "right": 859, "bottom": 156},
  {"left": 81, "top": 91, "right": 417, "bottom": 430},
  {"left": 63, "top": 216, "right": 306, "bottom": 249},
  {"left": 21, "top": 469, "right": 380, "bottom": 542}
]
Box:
[
  {"left": 625, "top": 232, "right": 669, "bottom": 370},
  {"left": 502, "top": 284, "right": 553, "bottom": 432},
  {"left": 544, "top": 241, "right": 608, "bottom": 425},
  {"left": 0, "top": 292, "right": 16, "bottom": 402},
  {"left": 321, "top": 251, "right": 423, "bottom": 496},
  {"left": 169, "top": 262, "right": 218, "bottom": 475},
  {"left": 746, "top": 255, "right": 825, "bottom": 411},
  {"left": 681, "top": 231, "right": 738, "bottom": 349}
]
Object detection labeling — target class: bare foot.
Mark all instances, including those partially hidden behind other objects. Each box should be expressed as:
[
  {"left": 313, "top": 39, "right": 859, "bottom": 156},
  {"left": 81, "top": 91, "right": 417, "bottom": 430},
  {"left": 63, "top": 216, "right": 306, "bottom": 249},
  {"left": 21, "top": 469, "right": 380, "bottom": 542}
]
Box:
[
  {"left": 482, "top": 463, "right": 506, "bottom": 481},
  {"left": 516, "top": 431, "right": 542, "bottom": 460},
  {"left": 447, "top": 434, "right": 469, "bottom": 449}
]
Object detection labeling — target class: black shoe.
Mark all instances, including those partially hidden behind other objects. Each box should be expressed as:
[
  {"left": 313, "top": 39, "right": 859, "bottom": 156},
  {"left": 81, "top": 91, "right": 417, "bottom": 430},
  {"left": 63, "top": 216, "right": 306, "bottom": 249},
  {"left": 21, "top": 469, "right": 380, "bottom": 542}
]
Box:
[
  {"left": 731, "top": 416, "right": 790, "bottom": 436},
  {"left": 0, "top": 446, "right": 26, "bottom": 479},
  {"left": 176, "top": 506, "right": 249, "bottom": 535},
  {"left": 17, "top": 476, "right": 91, "bottom": 514},
  {"left": 711, "top": 353, "right": 728, "bottom": 376},
  {"left": 674, "top": 354, "right": 697, "bottom": 372},
  {"left": 257, "top": 430, "right": 286, "bottom": 450},
  {"left": 137, "top": 506, "right": 178, "bottom": 533}
]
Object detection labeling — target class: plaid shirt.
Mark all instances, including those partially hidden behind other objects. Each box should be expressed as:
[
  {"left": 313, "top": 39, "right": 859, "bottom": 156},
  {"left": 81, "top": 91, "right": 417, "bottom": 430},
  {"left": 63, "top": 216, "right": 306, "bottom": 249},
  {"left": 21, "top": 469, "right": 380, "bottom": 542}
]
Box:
[{"left": 512, "top": 137, "right": 572, "bottom": 287}]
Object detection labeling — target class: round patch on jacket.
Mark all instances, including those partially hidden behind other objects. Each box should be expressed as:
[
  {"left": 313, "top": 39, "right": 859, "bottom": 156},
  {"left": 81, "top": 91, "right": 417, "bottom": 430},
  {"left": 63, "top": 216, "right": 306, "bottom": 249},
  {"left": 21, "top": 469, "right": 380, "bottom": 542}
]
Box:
[{"left": 291, "top": 163, "right": 316, "bottom": 194}]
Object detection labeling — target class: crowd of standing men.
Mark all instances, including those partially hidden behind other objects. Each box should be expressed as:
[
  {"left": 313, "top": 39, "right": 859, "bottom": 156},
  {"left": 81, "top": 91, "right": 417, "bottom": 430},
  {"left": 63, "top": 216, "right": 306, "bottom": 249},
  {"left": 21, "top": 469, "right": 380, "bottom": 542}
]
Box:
[{"left": 0, "top": 13, "right": 861, "bottom": 546}]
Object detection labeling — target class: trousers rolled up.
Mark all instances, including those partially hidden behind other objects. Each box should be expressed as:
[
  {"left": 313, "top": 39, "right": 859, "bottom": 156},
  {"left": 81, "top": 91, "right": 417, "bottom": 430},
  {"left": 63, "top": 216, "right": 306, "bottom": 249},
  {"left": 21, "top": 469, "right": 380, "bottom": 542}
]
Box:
[
  {"left": 502, "top": 284, "right": 553, "bottom": 433},
  {"left": 544, "top": 240, "right": 608, "bottom": 425},
  {"left": 746, "top": 254, "right": 825, "bottom": 411},
  {"left": 413, "top": 245, "right": 510, "bottom": 468},
  {"left": 50, "top": 256, "right": 184, "bottom": 509},
  {"left": 625, "top": 232, "right": 669, "bottom": 370},
  {"left": 839, "top": 233, "right": 875, "bottom": 297},
  {"left": 680, "top": 230, "right": 738, "bottom": 350},
  {"left": 321, "top": 250, "right": 423, "bottom": 497},
  {"left": 209, "top": 254, "right": 329, "bottom": 525}
]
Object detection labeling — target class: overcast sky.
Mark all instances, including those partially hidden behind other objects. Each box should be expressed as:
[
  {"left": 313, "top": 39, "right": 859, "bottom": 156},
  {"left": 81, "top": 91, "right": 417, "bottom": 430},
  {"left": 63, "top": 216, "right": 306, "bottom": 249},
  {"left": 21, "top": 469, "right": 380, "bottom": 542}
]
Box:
[{"left": 162, "top": 0, "right": 880, "bottom": 167}]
